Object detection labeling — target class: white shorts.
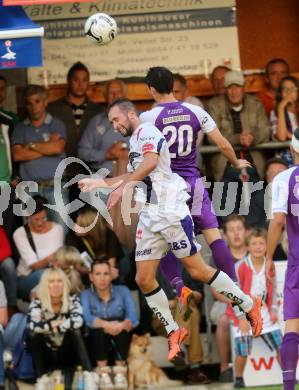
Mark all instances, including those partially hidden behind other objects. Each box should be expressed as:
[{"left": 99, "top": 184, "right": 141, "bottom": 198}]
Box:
[{"left": 135, "top": 204, "right": 201, "bottom": 261}]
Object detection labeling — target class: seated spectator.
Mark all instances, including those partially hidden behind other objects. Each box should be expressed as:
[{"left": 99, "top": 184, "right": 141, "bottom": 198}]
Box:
[
  {"left": 256, "top": 58, "right": 290, "bottom": 117},
  {"left": 78, "top": 79, "right": 128, "bottom": 176},
  {"left": 13, "top": 195, "right": 64, "bottom": 301},
  {"left": 172, "top": 73, "right": 203, "bottom": 107},
  {"left": 229, "top": 229, "right": 282, "bottom": 388},
  {"left": 210, "top": 65, "right": 230, "bottom": 97},
  {"left": 0, "top": 227, "right": 17, "bottom": 316},
  {"left": 81, "top": 259, "right": 138, "bottom": 389},
  {"left": 54, "top": 246, "right": 86, "bottom": 294},
  {"left": 207, "top": 70, "right": 271, "bottom": 214},
  {"left": 66, "top": 207, "right": 125, "bottom": 282},
  {"left": 271, "top": 76, "right": 299, "bottom": 166},
  {"left": 28, "top": 267, "right": 97, "bottom": 389},
  {"left": 0, "top": 280, "right": 8, "bottom": 390},
  {"left": 12, "top": 84, "right": 69, "bottom": 229},
  {"left": 152, "top": 267, "right": 210, "bottom": 385},
  {"left": 210, "top": 215, "right": 248, "bottom": 383}
]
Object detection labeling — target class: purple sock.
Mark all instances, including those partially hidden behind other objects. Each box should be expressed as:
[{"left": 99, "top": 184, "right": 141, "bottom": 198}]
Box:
[
  {"left": 210, "top": 239, "right": 237, "bottom": 282},
  {"left": 160, "top": 252, "right": 184, "bottom": 296},
  {"left": 281, "top": 332, "right": 299, "bottom": 390}
]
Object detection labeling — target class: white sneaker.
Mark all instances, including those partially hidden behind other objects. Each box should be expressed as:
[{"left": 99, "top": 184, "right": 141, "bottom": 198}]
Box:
[
  {"left": 83, "top": 371, "right": 99, "bottom": 390},
  {"left": 97, "top": 367, "right": 114, "bottom": 390},
  {"left": 35, "top": 374, "right": 52, "bottom": 390},
  {"left": 112, "top": 366, "right": 128, "bottom": 390}
]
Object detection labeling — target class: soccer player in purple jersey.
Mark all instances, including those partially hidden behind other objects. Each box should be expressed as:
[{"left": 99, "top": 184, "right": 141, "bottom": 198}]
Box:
[
  {"left": 266, "top": 130, "right": 299, "bottom": 390},
  {"left": 140, "top": 66, "right": 251, "bottom": 318}
]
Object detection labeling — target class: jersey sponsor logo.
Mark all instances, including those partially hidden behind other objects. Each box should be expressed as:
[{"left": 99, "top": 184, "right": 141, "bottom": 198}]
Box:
[
  {"left": 136, "top": 248, "right": 152, "bottom": 256},
  {"left": 152, "top": 307, "right": 169, "bottom": 326},
  {"left": 202, "top": 116, "right": 209, "bottom": 125},
  {"left": 142, "top": 143, "right": 155, "bottom": 153},
  {"left": 136, "top": 228, "right": 142, "bottom": 239},
  {"left": 129, "top": 152, "right": 141, "bottom": 166},
  {"left": 220, "top": 291, "right": 244, "bottom": 305},
  {"left": 140, "top": 136, "right": 155, "bottom": 141},
  {"left": 162, "top": 115, "right": 190, "bottom": 125},
  {"left": 168, "top": 240, "right": 188, "bottom": 251},
  {"left": 167, "top": 108, "right": 183, "bottom": 115}
]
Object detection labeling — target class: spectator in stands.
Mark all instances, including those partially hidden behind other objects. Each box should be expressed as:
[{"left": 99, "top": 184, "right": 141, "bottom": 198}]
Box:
[
  {"left": 66, "top": 207, "right": 125, "bottom": 282},
  {"left": 0, "top": 74, "right": 18, "bottom": 125},
  {"left": 12, "top": 85, "right": 68, "bottom": 227},
  {"left": 54, "top": 246, "right": 85, "bottom": 294},
  {"left": 230, "top": 229, "right": 282, "bottom": 388},
  {"left": 13, "top": 195, "right": 64, "bottom": 301},
  {"left": 48, "top": 62, "right": 99, "bottom": 177},
  {"left": 208, "top": 70, "right": 271, "bottom": 181},
  {"left": 48, "top": 62, "right": 99, "bottom": 208},
  {"left": 210, "top": 65, "right": 230, "bottom": 97},
  {"left": 78, "top": 79, "right": 128, "bottom": 175},
  {"left": 210, "top": 215, "right": 248, "bottom": 383},
  {"left": 207, "top": 70, "right": 271, "bottom": 214},
  {"left": 81, "top": 259, "right": 138, "bottom": 389},
  {"left": 271, "top": 76, "right": 299, "bottom": 142},
  {"left": 28, "top": 267, "right": 97, "bottom": 389},
  {"left": 0, "top": 281, "right": 7, "bottom": 390},
  {"left": 0, "top": 107, "right": 21, "bottom": 249},
  {"left": 172, "top": 73, "right": 203, "bottom": 107},
  {"left": 152, "top": 268, "right": 210, "bottom": 384},
  {"left": 256, "top": 58, "right": 290, "bottom": 117},
  {"left": 0, "top": 227, "right": 17, "bottom": 316}
]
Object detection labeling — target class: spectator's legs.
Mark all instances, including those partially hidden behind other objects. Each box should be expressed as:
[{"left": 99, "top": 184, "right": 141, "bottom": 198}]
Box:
[
  {"left": 17, "top": 269, "right": 45, "bottom": 301},
  {"left": 235, "top": 355, "right": 247, "bottom": 378},
  {"left": 28, "top": 332, "right": 53, "bottom": 378},
  {"left": 70, "top": 330, "right": 93, "bottom": 371},
  {"left": 111, "top": 330, "right": 132, "bottom": 365},
  {"left": 89, "top": 328, "right": 112, "bottom": 367},
  {"left": 0, "top": 257, "right": 17, "bottom": 307},
  {"left": 215, "top": 314, "right": 231, "bottom": 374}
]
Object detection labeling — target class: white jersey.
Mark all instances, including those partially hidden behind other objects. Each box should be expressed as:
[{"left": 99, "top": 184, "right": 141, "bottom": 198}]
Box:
[{"left": 128, "top": 122, "right": 189, "bottom": 208}]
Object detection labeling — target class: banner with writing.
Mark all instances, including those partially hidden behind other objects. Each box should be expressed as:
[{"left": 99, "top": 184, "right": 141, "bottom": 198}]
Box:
[{"left": 26, "top": 0, "right": 240, "bottom": 84}]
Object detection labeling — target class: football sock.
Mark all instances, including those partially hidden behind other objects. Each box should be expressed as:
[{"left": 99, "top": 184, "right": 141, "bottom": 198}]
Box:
[
  {"left": 160, "top": 252, "right": 184, "bottom": 297},
  {"left": 144, "top": 286, "right": 179, "bottom": 335},
  {"left": 210, "top": 239, "right": 238, "bottom": 282},
  {"left": 208, "top": 270, "right": 253, "bottom": 313},
  {"left": 281, "top": 332, "right": 299, "bottom": 390}
]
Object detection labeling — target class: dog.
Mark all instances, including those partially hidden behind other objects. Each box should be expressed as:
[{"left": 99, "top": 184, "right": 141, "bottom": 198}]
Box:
[{"left": 127, "top": 333, "right": 183, "bottom": 389}]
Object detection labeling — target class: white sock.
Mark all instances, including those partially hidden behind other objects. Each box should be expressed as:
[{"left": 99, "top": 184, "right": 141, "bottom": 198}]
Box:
[
  {"left": 144, "top": 286, "right": 179, "bottom": 335},
  {"left": 209, "top": 270, "right": 253, "bottom": 313}
]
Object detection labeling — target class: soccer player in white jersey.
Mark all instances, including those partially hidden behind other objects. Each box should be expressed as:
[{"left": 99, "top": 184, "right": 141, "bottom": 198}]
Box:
[
  {"left": 78, "top": 99, "right": 262, "bottom": 362},
  {"left": 266, "top": 129, "right": 299, "bottom": 390}
]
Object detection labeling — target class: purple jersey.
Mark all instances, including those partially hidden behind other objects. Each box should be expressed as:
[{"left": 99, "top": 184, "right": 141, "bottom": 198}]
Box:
[
  {"left": 272, "top": 165, "right": 299, "bottom": 266},
  {"left": 140, "top": 101, "right": 216, "bottom": 177}
]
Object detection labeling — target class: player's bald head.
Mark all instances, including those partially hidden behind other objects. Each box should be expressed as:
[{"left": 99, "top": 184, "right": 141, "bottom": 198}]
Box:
[{"left": 107, "top": 98, "right": 138, "bottom": 116}]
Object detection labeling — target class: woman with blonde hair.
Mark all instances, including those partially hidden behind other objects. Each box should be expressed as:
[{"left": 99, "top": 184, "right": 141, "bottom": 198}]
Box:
[
  {"left": 66, "top": 207, "right": 124, "bottom": 280},
  {"left": 54, "top": 246, "right": 86, "bottom": 294},
  {"left": 28, "top": 268, "right": 97, "bottom": 390}
]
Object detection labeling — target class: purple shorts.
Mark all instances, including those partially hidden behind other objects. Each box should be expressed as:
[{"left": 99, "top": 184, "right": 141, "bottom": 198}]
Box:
[
  {"left": 284, "top": 264, "right": 299, "bottom": 320},
  {"left": 183, "top": 175, "right": 218, "bottom": 235}
]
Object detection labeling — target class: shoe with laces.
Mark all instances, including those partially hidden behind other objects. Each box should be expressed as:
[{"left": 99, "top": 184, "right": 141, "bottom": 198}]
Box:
[
  {"left": 167, "top": 327, "right": 188, "bottom": 362},
  {"left": 246, "top": 296, "right": 263, "bottom": 337},
  {"left": 84, "top": 371, "right": 99, "bottom": 390},
  {"left": 97, "top": 366, "right": 114, "bottom": 390},
  {"left": 112, "top": 366, "right": 128, "bottom": 389},
  {"left": 179, "top": 287, "right": 194, "bottom": 321}
]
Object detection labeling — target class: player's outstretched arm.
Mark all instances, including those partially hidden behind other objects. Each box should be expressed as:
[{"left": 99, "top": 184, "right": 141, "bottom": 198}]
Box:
[
  {"left": 207, "top": 128, "right": 252, "bottom": 170},
  {"left": 78, "top": 173, "right": 130, "bottom": 192},
  {"left": 266, "top": 212, "right": 286, "bottom": 280}
]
